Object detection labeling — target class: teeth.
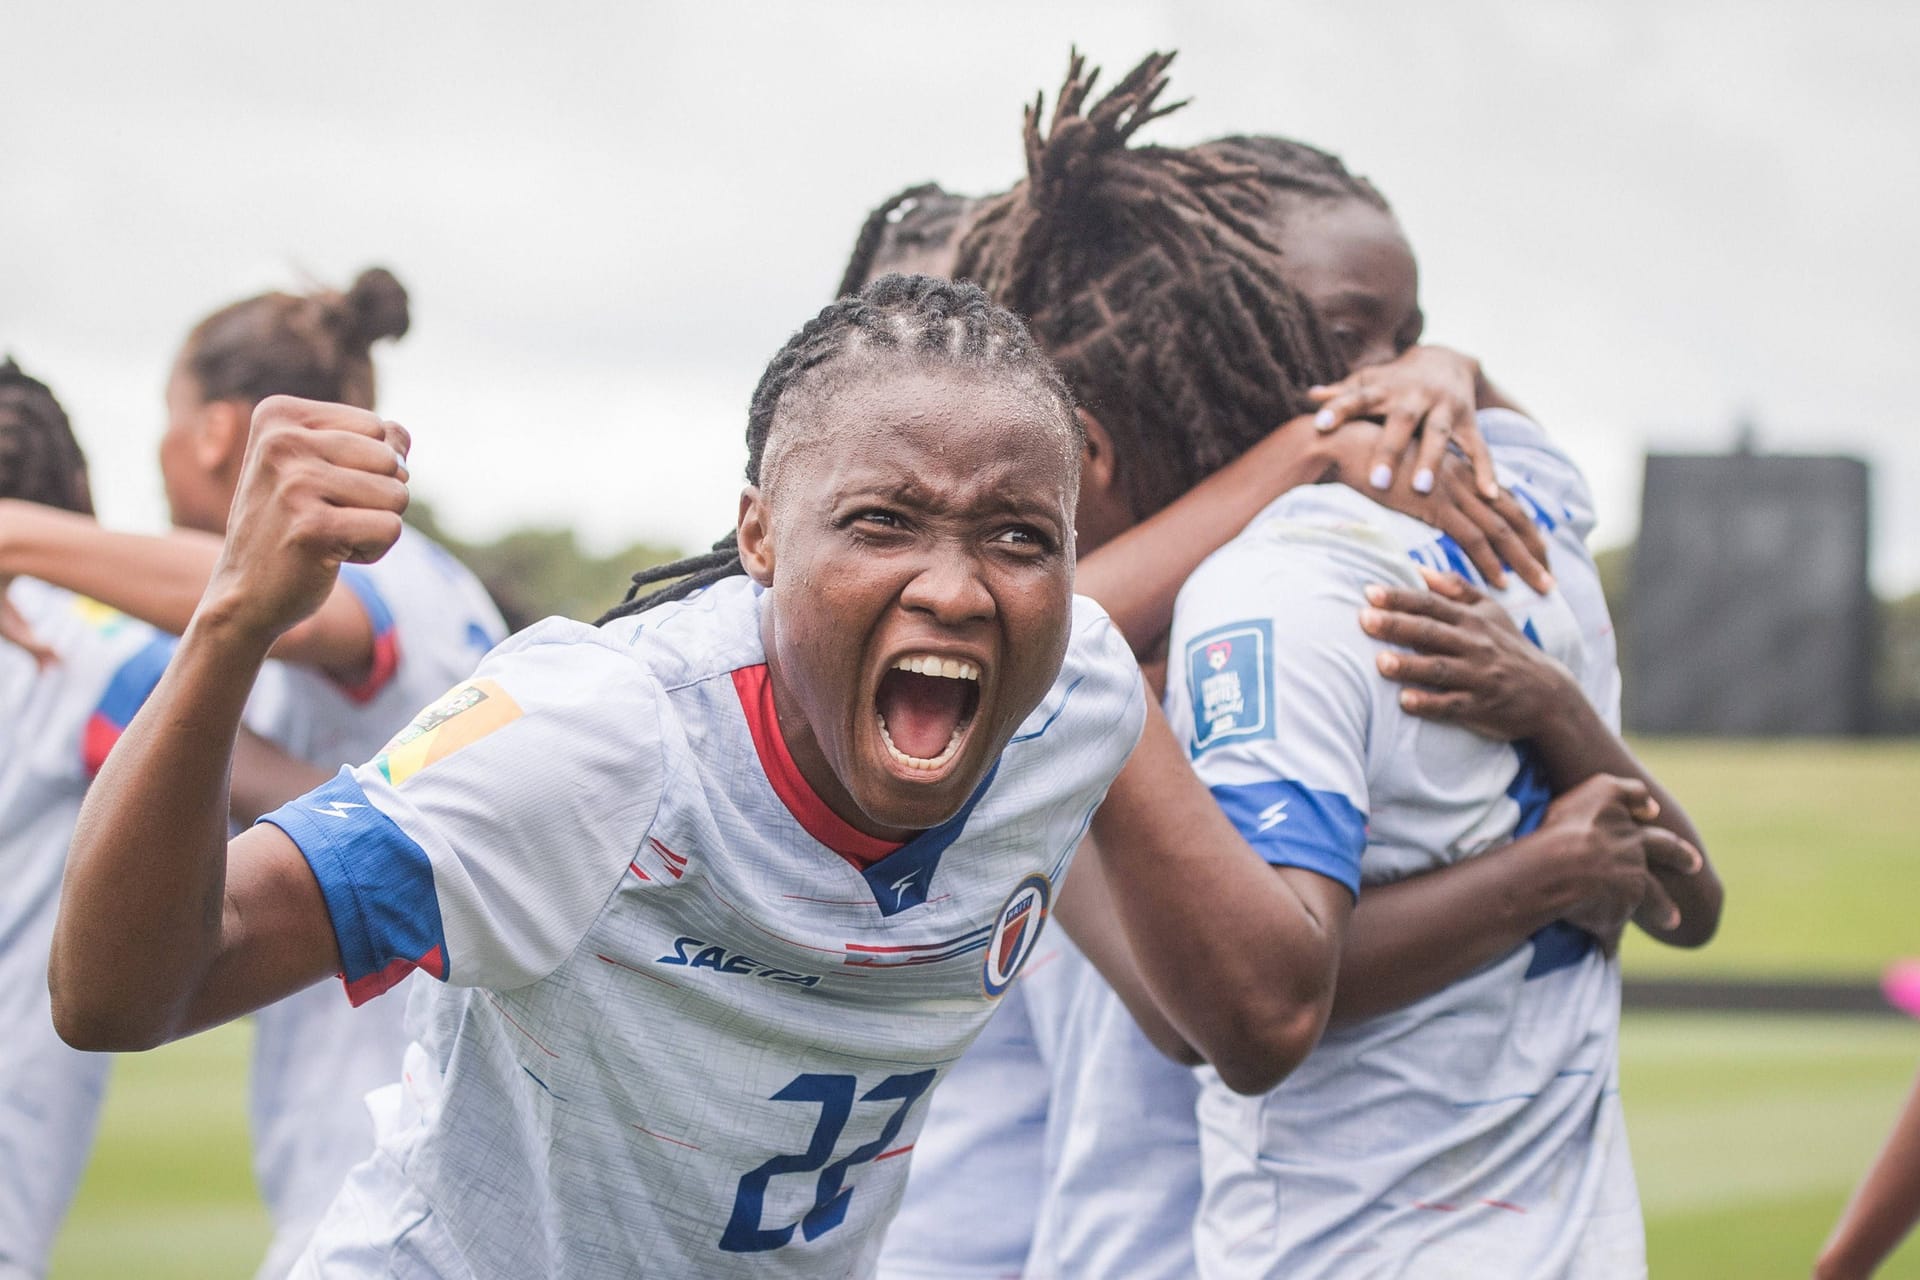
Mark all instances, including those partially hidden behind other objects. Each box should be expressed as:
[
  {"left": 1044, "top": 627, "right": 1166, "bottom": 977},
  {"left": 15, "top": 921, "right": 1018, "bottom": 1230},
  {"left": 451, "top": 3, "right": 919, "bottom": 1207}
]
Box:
[
  {"left": 878, "top": 718, "right": 966, "bottom": 770},
  {"left": 891, "top": 655, "right": 979, "bottom": 681}
]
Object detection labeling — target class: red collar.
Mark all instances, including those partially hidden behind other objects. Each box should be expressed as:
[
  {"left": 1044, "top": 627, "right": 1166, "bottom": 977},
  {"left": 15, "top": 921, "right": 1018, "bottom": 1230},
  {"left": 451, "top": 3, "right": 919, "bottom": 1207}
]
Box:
[{"left": 731, "top": 664, "right": 904, "bottom": 870}]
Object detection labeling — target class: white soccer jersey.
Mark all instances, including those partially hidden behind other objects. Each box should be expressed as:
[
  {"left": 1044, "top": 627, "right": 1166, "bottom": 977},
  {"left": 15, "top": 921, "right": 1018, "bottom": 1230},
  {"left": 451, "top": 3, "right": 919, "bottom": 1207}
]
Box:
[
  {"left": 241, "top": 527, "right": 505, "bottom": 1279},
  {"left": 261, "top": 575, "right": 1145, "bottom": 1279},
  {"left": 0, "top": 581, "right": 174, "bottom": 1275},
  {"left": 1169, "top": 411, "right": 1641, "bottom": 1279}
]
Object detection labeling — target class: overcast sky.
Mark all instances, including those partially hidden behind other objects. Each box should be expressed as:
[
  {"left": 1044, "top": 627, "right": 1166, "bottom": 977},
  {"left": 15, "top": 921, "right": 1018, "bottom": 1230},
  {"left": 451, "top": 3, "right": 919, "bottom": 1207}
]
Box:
[{"left": 5, "top": 0, "right": 1916, "bottom": 594}]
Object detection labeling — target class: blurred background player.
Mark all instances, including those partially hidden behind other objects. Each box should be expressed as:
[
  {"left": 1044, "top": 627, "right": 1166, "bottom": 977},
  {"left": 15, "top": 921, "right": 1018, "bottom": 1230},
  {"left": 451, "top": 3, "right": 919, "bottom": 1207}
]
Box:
[
  {"left": 0, "top": 270, "right": 506, "bottom": 1277},
  {"left": 0, "top": 359, "right": 174, "bottom": 1280},
  {"left": 0, "top": 359, "right": 332, "bottom": 1279},
  {"left": 1818, "top": 1067, "right": 1920, "bottom": 1278}
]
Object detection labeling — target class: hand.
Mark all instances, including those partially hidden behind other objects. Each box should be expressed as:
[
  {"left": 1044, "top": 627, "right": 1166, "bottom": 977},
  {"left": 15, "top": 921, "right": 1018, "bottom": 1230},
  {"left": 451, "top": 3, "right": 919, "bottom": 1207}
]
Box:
[
  {"left": 1535, "top": 775, "right": 1702, "bottom": 952},
  {"left": 1310, "top": 345, "right": 1495, "bottom": 500},
  {"left": 0, "top": 575, "right": 58, "bottom": 668},
  {"left": 200, "top": 396, "right": 410, "bottom": 647},
  {"left": 1360, "top": 568, "right": 1576, "bottom": 741},
  {"left": 1322, "top": 420, "right": 1552, "bottom": 594}
]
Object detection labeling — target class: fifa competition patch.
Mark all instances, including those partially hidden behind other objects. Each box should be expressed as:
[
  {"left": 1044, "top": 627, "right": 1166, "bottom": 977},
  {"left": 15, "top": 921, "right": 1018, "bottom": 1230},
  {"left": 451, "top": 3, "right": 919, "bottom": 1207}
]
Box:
[
  {"left": 1185, "top": 619, "right": 1274, "bottom": 755},
  {"left": 375, "top": 678, "right": 522, "bottom": 785}
]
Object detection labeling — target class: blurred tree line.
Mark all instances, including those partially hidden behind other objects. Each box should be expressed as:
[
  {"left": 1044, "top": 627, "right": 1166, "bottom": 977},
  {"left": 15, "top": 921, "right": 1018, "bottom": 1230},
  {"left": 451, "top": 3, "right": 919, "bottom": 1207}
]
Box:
[
  {"left": 1596, "top": 544, "right": 1920, "bottom": 733},
  {"left": 405, "top": 500, "right": 681, "bottom": 631}
]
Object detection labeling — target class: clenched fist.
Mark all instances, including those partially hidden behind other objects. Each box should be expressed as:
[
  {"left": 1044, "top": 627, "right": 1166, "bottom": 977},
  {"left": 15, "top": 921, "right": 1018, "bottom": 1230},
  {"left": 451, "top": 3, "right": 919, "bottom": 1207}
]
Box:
[{"left": 200, "top": 396, "right": 410, "bottom": 647}]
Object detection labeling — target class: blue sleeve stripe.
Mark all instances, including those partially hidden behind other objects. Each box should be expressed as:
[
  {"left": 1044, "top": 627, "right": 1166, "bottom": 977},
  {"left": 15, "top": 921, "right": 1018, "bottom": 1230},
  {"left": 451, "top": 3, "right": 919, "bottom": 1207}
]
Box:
[
  {"left": 261, "top": 770, "right": 450, "bottom": 1004},
  {"left": 337, "top": 565, "right": 397, "bottom": 638},
  {"left": 94, "top": 635, "right": 176, "bottom": 728},
  {"left": 1209, "top": 780, "right": 1366, "bottom": 898}
]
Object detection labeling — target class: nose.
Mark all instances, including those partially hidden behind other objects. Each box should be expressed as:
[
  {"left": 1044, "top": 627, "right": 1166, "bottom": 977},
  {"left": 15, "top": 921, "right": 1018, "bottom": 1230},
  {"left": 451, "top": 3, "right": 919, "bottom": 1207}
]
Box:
[{"left": 899, "top": 541, "right": 995, "bottom": 628}]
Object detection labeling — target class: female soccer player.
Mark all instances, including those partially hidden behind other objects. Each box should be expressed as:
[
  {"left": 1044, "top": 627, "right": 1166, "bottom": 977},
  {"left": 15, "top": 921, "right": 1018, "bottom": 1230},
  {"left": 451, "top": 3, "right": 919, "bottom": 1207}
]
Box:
[
  {"left": 0, "top": 359, "right": 335, "bottom": 1278},
  {"left": 866, "top": 51, "right": 1718, "bottom": 1280},
  {"left": 51, "top": 274, "right": 1362, "bottom": 1278},
  {"left": 0, "top": 269, "right": 505, "bottom": 1276}
]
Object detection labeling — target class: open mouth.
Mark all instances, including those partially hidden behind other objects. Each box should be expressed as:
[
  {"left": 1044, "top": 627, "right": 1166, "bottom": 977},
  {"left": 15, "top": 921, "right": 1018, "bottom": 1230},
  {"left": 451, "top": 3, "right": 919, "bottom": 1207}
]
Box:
[{"left": 875, "top": 655, "right": 981, "bottom": 773}]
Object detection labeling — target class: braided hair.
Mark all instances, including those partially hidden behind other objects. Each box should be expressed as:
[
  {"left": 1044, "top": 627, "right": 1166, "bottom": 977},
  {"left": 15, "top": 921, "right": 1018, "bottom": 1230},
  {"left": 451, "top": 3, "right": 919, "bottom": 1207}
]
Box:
[
  {"left": 836, "top": 183, "right": 984, "bottom": 297},
  {"left": 183, "top": 266, "right": 411, "bottom": 411},
  {"left": 0, "top": 357, "right": 91, "bottom": 514},
  {"left": 599, "top": 274, "right": 1075, "bottom": 624},
  {"left": 955, "top": 50, "right": 1347, "bottom": 519}
]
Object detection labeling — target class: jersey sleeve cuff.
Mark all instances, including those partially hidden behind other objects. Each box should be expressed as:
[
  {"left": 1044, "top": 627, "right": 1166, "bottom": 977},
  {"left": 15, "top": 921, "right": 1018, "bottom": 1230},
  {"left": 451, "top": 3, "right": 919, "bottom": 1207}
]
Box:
[
  {"left": 260, "top": 769, "right": 450, "bottom": 1006},
  {"left": 334, "top": 567, "right": 402, "bottom": 705},
  {"left": 81, "top": 634, "right": 177, "bottom": 777},
  {"left": 1208, "top": 780, "right": 1366, "bottom": 899}
]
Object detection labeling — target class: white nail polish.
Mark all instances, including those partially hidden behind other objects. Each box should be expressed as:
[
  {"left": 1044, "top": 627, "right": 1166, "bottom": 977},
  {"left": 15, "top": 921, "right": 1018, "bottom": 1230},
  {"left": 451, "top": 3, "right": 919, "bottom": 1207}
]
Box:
[
  {"left": 1370, "top": 464, "right": 1393, "bottom": 490},
  {"left": 1414, "top": 468, "right": 1435, "bottom": 494}
]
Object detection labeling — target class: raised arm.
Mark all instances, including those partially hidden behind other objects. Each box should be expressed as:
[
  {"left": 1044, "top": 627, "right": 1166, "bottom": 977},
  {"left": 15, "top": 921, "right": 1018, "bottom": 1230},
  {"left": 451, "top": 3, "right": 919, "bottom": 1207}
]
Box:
[
  {"left": 0, "top": 498, "right": 382, "bottom": 685},
  {"left": 1076, "top": 407, "right": 1550, "bottom": 659},
  {"left": 50, "top": 397, "right": 410, "bottom": 1051},
  {"left": 1087, "top": 702, "right": 1351, "bottom": 1096}
]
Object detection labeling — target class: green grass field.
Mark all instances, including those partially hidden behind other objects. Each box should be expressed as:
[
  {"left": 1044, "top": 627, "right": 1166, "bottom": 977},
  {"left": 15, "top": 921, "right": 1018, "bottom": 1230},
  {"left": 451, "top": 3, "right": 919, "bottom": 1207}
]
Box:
[{"left": 45, "top": 739, "right": 1920, "bottom": 1277}]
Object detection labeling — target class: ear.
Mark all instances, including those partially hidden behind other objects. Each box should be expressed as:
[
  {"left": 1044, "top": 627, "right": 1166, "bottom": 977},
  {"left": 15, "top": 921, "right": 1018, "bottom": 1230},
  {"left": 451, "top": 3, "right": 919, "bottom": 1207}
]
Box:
[
  {"left": 737, "top": 486, "right": 774, "bottom": 587},
  {"left": 197, "top": 399, "right": 251, "bottom": 474},
  {"left": 1077, "top": 408, "right": 1119, "bottom": 496}
]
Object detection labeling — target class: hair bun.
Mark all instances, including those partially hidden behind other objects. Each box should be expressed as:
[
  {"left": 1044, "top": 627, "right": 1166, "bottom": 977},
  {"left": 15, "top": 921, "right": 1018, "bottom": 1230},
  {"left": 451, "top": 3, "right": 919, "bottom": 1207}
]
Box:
[{"left": 343, "top": 267, "right": 411, "bottom": 345}]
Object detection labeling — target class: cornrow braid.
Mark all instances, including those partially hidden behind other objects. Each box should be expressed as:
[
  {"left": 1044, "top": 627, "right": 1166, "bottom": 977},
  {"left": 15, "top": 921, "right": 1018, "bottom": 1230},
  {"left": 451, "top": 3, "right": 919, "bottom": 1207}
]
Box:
[
  {"left": 835, "top": 184, "right": 982, "bottom": 298},
  {"left": 0, "top": 356, "right": 92, "bottom": 515},
  {"left": 598, "top": 274, "right": 1075, "bottom": 625},
  {"left": 955, "top": 50, "right": 1346, "bottom": 519}
]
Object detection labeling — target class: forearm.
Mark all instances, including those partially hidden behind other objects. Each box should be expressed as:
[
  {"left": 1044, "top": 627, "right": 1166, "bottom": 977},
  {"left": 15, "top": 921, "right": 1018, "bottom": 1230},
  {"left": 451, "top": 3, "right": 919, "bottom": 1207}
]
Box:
[
  {"left": 1090, "top": 708, "right": 1350, "bottom": 1094},
  {"left": 1530, "top": 698, "right": 1720, "bottom": 946},
  {"left": 1053, "top": 837, "right": 1200, "bottom": 1065},
  {"left": 0, "top": 499, "right": 374, "bottom": 680},
  {"left": 1819, "top": 1068, "right": 1920, "bottom": 1279},
  {"left": 0, "top": 500, "right": 221, "bottom": 637},
  {"left": 1333, "top": 831, "right": 1581, "bottom": 1025},
  {"left": 51, "top": 604, "right": 273, "bottom": 1049},
  {"left": 1076, "top": 417, "right": 1335, "bottom": 655}
]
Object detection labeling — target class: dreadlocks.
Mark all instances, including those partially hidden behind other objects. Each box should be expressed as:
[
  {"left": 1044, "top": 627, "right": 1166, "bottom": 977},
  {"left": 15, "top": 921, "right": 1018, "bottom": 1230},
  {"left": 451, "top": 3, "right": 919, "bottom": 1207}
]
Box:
[
  {"left": 955, "top": 50, "right": 1346, "bottom": 519},
  {"left": 836, "top": 184, "right": 985, "bottom": 298},
  {"left": 0, "top": 357, "right": 91, "bottom": 515},
  {"left": 600, "top": 274, "right": 1075, "bottom": 624},
  {"left": 1200, "top": 133, "right": 1390, "bottom": 215}
]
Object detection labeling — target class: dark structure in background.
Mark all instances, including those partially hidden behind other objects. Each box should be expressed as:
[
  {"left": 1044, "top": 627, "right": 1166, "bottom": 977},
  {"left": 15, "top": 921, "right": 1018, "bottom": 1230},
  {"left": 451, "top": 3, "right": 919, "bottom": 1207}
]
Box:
[{"left": 1628, "top": 448, "right": 1873, "bottom": 735}]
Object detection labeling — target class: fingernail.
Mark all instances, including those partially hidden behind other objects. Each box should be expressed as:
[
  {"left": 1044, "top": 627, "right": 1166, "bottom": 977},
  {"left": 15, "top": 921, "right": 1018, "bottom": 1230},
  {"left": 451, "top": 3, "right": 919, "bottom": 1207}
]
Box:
[
  {"left": 1315, "top": 409, "right": 1336, "bottom": 430},
  {"left": 1309, "top": 385, "right": 1329, "bottom": 395},
  {"left": 1399, "top": 689, "right": 1418, "bottom": 711},
  {"left": 1377, "top": 652, "right": 1399, "bottom": 674},
  {"left": 1646, "top": 798, "right": 1661, "bottom": 819},
  {"left": 1359, "top": 607, "right": 1384, "bottom": 631},
  {"left": 1364, "top": 584, "right": 1387, "bottom": 605},
  {"left": 1370, "top": 463, "right": 1393, "bottom": 490},
  {"left": 1541, "top": 573, "right": 1557, "bottom": 591},
  {"left": 1483, "top": 483, "right": 1502, "bottom": 499},
  {"left": 1666, "top": 910, "right": 1682, "bottom": 930},
  {"left": 1413, "top": 468, "right": 1435, "bottom": 494}
]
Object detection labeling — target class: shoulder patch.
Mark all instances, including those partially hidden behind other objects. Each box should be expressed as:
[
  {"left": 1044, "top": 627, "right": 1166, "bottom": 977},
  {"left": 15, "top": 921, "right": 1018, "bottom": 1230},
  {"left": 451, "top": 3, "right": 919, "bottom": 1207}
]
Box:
[
  {"left": 375, "top": 678, "right": 523, "bottom": 785},
  {"left": 1184, "top": 619, "right": 1274, "bottom": 755}
]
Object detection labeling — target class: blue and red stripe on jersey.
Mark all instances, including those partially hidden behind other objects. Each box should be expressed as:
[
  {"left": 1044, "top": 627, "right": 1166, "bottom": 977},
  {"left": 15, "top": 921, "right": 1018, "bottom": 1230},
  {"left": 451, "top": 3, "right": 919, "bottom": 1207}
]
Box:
[
  {"left": 334, "top": 566, "right": 402, "bottom": 705},
  {"left": 81, "top": 634, "right": 177, "bottom": 777},
  {"left": 260, "top": 769, "right": 450, "bottom": 1006}
]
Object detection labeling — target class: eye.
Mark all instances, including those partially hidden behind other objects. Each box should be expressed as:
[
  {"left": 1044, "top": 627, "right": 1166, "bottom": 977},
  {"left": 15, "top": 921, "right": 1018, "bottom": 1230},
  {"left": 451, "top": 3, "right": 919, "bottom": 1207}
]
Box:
[
  {"left": 991, "top": 524, "right": 1056, "bottom": 556},
  {"left": 1331, "top": 327, "right": 1367, "bottom": 364}
]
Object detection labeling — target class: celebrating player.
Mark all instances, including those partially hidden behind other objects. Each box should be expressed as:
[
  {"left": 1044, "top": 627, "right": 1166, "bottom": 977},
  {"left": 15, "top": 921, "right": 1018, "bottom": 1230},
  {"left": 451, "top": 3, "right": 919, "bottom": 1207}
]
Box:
[
  {"left": 50, "top": 274, "right": 1362, "bottom": 1277},
  {"left": 0, "top": 269, "right": 505, "bottom": 1276}
]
